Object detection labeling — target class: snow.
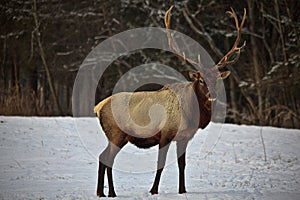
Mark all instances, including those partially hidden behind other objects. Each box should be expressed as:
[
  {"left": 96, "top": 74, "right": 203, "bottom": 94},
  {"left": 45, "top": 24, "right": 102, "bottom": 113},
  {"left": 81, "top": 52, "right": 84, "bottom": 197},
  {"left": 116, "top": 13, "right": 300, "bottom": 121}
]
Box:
[
  {"left": 0, "top": 116, "right": 300, "bottom": 199},
  {"left": 238, "top": 81, "right": 248, "bottom": 88}
]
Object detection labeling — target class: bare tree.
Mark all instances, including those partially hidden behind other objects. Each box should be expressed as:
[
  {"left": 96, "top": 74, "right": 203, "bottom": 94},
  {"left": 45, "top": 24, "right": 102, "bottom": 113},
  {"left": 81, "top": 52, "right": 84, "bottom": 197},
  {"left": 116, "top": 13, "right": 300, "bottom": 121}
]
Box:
[{"left": 32, "top": 0, "right": 62, "bottom": 115}]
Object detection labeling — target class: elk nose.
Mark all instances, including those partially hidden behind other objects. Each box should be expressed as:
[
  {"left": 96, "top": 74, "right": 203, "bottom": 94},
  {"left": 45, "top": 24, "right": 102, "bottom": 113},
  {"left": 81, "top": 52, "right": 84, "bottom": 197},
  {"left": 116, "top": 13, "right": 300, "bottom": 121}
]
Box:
[
  {"left": 206, "top": 92, "right": 217, "bottom": 101},
  {"left": 208, "top": 96, "right": 217, "bottom": 101}
]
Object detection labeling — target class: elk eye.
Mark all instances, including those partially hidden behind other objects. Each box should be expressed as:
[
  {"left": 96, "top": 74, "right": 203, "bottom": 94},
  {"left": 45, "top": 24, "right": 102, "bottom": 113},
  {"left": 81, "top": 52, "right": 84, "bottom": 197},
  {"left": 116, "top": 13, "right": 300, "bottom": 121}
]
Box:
[{"left": 199, "top": 78, "right": 204, "bottom": 84}]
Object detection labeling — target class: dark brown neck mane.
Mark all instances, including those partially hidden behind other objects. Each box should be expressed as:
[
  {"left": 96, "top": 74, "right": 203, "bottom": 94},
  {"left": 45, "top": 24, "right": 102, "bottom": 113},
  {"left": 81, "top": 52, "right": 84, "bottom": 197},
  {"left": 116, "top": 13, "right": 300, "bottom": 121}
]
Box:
[
  {"left": 160, "top": 81, "right": 212, "bottom": 130},
  {"left": 192, "top": 81, "right": 212, "bottom": 129}
]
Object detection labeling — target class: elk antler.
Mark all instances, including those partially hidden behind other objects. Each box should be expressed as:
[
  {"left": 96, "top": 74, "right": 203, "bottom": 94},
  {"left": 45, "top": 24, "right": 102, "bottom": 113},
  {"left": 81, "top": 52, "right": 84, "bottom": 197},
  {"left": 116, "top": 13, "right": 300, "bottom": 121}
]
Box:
[
  {"left": 165, "top": 6, "right": 246, "bottom": 71},
  {"left": 164, "top": 6, "right": 202, "bottom": 69},
  {"left": 216, "top": 8, "right": 246, "bottom": 69}
]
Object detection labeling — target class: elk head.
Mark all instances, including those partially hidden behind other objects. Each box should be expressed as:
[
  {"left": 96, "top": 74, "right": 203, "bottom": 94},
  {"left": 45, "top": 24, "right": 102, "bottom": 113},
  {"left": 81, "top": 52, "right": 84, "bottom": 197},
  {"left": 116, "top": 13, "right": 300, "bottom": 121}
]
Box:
[{"left": 164, "top": 6, "right": 246, "bottom": 102}]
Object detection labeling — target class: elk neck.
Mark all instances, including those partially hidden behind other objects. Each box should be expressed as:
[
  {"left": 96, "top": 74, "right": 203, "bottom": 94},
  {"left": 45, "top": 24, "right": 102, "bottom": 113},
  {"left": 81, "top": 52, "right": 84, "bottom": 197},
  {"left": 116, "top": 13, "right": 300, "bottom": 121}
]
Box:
[{"left": 193, "top": 81, "right": 212, "bottom": 129}]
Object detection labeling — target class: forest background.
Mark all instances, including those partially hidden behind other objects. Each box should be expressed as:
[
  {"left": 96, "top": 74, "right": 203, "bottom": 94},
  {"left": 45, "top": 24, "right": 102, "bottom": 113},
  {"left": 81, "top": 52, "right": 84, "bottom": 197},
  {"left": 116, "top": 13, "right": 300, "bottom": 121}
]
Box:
[{"left": 1, "top": 0, "right": 299, "bottom": 128}]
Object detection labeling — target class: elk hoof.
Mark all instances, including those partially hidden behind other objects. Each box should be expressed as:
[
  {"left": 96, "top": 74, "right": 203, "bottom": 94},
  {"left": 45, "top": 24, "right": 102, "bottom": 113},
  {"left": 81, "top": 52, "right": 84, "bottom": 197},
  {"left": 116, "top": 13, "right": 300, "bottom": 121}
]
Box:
[
  {"left": 96, "top": 192, "right": 106, "bottom": 197},
  {"left": 149, "top": 189, "right": 158, "bottom": 195},
  {"left": 108, "top": 192, "right": 117, "bottom": 197},
  {"left": 179, "top": 189, "right": 187, "bottom": 194}
]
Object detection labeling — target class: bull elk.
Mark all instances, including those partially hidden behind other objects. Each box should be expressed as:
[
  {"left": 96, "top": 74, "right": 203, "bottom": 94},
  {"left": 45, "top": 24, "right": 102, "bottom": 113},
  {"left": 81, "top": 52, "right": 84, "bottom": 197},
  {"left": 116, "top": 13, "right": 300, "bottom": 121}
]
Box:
[{"left": 94, "top": 6, "right": 246, "bottom": 197}]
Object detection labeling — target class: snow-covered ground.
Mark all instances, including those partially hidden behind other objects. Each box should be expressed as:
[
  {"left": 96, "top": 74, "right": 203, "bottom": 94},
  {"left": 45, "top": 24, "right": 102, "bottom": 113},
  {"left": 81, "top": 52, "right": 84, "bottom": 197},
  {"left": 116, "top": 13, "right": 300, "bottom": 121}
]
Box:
[{"left": 0, "top": 116, "right": 299, "bottom": 199}]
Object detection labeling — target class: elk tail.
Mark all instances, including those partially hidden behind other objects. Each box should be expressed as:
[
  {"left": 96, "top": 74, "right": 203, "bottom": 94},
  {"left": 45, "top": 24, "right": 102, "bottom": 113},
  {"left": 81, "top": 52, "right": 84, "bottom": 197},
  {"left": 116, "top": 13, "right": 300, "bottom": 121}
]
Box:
[{"left": 94, "top": 96, "right": 111, "bottom": 117}]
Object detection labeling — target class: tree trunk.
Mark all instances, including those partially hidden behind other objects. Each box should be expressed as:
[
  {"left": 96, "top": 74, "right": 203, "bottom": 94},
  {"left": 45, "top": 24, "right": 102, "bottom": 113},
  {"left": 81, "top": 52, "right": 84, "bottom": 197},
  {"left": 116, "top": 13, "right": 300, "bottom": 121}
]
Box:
[
  {"left": 33, "top": 0, "right": 63, "bottom": 115},
  {"left": 230, "top": 76, "right": 238, "bottom": 123},
  {"left": 247, "top": 0, "right": 264, "bottom": 124},
  {"left": 1, "top": 35, "right": 7, "bottom": 91}
]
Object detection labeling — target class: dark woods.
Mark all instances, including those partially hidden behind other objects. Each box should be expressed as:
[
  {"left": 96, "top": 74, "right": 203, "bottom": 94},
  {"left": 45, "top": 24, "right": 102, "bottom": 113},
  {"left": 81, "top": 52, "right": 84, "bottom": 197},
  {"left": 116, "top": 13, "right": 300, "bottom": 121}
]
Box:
[{"left": 0, "top": 0, "right": 299, "bottom": 128}]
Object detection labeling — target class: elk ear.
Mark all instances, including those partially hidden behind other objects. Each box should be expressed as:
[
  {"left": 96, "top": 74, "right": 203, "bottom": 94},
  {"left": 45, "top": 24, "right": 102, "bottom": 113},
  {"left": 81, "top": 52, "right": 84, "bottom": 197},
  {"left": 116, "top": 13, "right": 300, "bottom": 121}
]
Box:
[
  {"left": 189, "top": 71, "right": 201, "bottom": 81},
  {"left": 218, "top": 71, "right": 231, "bottom": 80}
]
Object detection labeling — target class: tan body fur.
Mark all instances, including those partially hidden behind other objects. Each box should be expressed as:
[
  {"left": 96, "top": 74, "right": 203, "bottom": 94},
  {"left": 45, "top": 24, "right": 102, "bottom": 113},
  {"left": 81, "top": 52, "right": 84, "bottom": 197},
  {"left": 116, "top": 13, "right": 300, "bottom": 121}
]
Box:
[{"left": 94, "top": 81, "right": 210, "bottom": 149}]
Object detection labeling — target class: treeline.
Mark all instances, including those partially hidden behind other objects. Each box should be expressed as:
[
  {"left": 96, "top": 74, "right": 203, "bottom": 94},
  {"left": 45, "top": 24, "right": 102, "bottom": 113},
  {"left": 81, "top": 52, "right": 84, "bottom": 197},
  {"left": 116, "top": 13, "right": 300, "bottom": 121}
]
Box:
[{"left": 0, "top": 0, "right": 299, "bottom": 128}]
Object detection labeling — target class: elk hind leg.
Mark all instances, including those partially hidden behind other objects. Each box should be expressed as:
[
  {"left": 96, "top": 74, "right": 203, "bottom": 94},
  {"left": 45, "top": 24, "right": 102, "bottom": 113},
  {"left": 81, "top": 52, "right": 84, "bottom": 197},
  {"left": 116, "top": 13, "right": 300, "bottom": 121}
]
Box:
[
  {"left": 106, "top": 143, "right": 125, "bottom": 197},
  {"left": 97, "top": 146, "right": 109, "bottom": 197},
  {"left": 97, "top": 141, "right": 126, "bottom": 197}
]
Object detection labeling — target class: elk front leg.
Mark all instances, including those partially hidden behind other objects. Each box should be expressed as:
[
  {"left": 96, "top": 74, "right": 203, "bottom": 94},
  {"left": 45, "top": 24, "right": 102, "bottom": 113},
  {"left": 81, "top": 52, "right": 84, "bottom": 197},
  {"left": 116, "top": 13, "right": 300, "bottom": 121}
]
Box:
[
  {"left": 150, "top": 142, "right": 170, "bottom": 195},
  {"left": 176, "top": 140, "right": 188, "bottom": 194}
]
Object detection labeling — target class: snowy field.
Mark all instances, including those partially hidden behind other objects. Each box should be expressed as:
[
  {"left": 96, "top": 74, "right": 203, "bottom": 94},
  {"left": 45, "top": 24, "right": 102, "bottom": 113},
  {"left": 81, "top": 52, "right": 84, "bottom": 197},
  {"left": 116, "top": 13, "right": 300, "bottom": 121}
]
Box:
[{"left": 0, "top": 116, "right": 300, "bottom": 199}]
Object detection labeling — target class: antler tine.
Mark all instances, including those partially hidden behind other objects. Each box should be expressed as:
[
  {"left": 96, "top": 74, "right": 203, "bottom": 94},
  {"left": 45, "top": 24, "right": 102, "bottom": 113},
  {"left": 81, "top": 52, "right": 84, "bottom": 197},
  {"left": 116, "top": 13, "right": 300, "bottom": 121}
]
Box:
[
  {"left": 226, "top": 7, "right": 239, "bottom": 30},
  {"left": 217, "top": 8, "right": 246, "bottom": 69},
  {"left": 164, "top": 6, "right": 201, "bottom": 69},
  {"left": 165, "top": 6, "right": 180, "bottom": 58},
  {"left": 240, "top": 8, "right": 247, "bottom": 29},
  {"left": 164, "top": 5, "right": 173, "bottom": 29}
]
